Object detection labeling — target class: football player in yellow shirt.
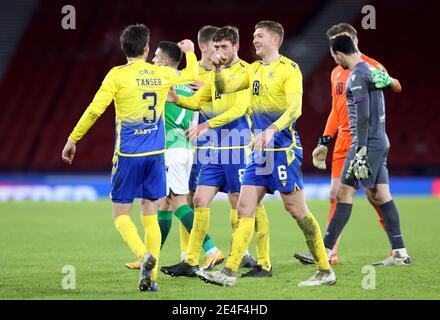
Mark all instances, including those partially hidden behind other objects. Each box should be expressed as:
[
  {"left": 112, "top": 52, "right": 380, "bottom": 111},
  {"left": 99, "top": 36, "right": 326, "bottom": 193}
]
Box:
[
  {"left": 61, "top": 24, "right": 198, "bottom": 292},
  {"left": 196, "top": 21, "right": 336, "bottom": 287},
  {"left": 160, "top": 26, "right": 271, "bottom": 278}
]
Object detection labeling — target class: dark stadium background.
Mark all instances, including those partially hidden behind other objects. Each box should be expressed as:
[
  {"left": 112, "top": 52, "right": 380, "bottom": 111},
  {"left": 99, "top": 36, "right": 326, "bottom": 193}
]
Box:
[{"left": 0, "top": 0, "right": 438, "bottom": 177}]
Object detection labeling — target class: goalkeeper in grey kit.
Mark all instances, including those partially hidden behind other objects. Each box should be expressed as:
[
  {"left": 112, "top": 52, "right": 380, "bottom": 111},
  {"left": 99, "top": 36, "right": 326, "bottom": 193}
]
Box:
[{"left": 322, "top": 34, "right": 410, "bottom": 266}]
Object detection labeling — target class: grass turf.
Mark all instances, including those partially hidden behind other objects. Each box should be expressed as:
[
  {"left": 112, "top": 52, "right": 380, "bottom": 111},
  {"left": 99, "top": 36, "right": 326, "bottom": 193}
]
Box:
[{"left": 0, "top": 197, "right": 439, "bottom": 300}]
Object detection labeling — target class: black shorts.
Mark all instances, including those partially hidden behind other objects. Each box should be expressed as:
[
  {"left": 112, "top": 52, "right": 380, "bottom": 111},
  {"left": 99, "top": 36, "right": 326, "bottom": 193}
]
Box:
[{"left": 340, "top": 147, "right": 389, "bottom": 189}]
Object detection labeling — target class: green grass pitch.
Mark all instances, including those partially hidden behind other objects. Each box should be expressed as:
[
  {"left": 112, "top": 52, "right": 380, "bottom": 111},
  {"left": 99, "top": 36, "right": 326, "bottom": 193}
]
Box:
[{"left": 1, "top": 197, "right": 439, "bottom": 300}]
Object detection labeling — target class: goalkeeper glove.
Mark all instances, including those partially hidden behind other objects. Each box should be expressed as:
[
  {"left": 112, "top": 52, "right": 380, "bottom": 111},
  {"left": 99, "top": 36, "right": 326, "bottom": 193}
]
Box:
[
  {"left": 372, "top": 69, "right": 393, "bottom": 89},
  {"left": 346, "top": 146, "right": 371, "bottom": 180},
  {"left": 312, "top": 136, "right": 332, "bottom": 170}
]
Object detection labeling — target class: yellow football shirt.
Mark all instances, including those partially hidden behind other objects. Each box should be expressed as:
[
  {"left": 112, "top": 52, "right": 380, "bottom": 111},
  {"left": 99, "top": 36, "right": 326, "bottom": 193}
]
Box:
[{"left": 68, "top": 52, "right": 198, "bottom": 157}]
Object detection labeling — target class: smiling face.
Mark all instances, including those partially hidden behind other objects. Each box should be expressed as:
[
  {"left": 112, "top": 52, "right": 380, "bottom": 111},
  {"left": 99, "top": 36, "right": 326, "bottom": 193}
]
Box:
[{"left": 253, "top": 27, "right": 280, "bottom": 58}]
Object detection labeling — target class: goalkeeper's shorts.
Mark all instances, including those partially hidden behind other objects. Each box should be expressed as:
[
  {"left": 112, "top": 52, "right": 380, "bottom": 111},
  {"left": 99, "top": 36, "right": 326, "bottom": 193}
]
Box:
[
  {"left": 340, "top": 146, "right": 390, "bottom": 189},
  {"left": 110, "top": 153, "right": 166, "bottom": 203},
  {"left": 241, "top": 147, "right": 304, "bottom": 194}
]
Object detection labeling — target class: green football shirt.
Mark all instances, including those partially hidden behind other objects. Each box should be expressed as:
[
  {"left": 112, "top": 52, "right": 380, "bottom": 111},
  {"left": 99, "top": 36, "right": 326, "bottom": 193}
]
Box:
[{"left": 165, "top": 84, "right": 194, "bottom": 149}]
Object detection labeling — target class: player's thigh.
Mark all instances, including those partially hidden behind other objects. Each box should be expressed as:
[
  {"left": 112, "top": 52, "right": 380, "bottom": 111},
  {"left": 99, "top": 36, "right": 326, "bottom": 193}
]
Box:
[
  {"left": 189, "top": 148, "right": 209, "bottom": 192},
  {"left": 141, "top": 154, "right": 167, "bottom": 201},
  {"left": 236, "top": 185, "right": 266, "bottom": 218},
  {"left": 270, "top": 148, "right": 305, "bottom": 194},
  {"left": 110, "top": 155, "right": 140, "bottom": 205},
  {"left": 193, "top": 185, "right": 219, "bottom": 208},
  {"left": 360, "top": 148, "right": 390, "bottom": 190},
  {"left": 339, "top": 146, "right": 361, "bottom": 193},
  {"left": 166, "top": 148, "right": 192, "bottom": 196},
  {"left": 331, "top": 136, "right": 351, "bottom": 179},
  {"left": 279, "top": 189, "right": 310, "bottom": 220}
]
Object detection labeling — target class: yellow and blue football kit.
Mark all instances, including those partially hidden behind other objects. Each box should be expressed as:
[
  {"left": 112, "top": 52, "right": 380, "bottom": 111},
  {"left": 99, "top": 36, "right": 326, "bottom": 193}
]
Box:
[
  {"left": 212, "top": 56, "right": 331, "bottom": 274},
  {"left": 68, "top": 52, "right": 198, "bottom": 202},
  {"left": 177, "top": 59, "right": 252, "bottom": 193},
  {"left": 215, "top": 55, "right": 303, "bottom": 193}
]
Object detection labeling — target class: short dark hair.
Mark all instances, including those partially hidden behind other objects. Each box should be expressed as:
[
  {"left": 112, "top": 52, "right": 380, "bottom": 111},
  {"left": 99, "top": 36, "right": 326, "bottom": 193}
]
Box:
[
  {"left": 212, "top": 26, "right": 239, "bottom": 45},
  {"left": 255, "top": 20, "right": 284, "bottom": 44},
  {"left": 120, "top": 24, "right": 150, "bottom": 58},
  {"left": 197, "top": 25, "right": 219, "bottom": 44},
  {"left": 326, "top": 23, "right": 357, "bottom": 39},
  {"left": 330, "top": 34, "right": 357, "bottom": 55},
  {"left": 157, "top": 41, "right": 183, "bottom": 66}
]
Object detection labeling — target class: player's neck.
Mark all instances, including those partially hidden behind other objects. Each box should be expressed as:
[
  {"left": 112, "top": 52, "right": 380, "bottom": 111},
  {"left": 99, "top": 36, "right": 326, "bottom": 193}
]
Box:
[
  {"left": 261, "top": 51, "right": 280, "bottom": 64},
  {"left": 127, "top": 56, "right": 144, "bottom": 63},
  {"left": 199, "top": 56, "right": 213, "bottom": 71},
  {"left": 225, "top": 55, "right": 240, "bottom": 68},
  {"left": 347, "top": 54, "right": 363, "bottom": 70}
]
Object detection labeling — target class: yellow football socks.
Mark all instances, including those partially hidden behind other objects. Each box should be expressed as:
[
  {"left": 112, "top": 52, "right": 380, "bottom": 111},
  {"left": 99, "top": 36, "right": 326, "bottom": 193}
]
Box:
[
  {"left": 226, "top": 217, "right": 255, "bottom": 272},
  {"left": 297, "top": 212, "right": 330, "bottom": 271},
  {"left": 255, "top": 205, "right": 271, "bottom": 271},
  {"left": 230, "top": 208, "right": 238, "bottom": 231},
  {"left": 184, "top": 207, "right": 210, "bottom": 266},
  {"left": 141, "top": 215, "right": 161, "bottom": 281},
  {"left": 114, "top": 215, "right": 147, "bottom": 259},
  {"left": 179, "top": 222, "right": 190, "bottom": 256}
]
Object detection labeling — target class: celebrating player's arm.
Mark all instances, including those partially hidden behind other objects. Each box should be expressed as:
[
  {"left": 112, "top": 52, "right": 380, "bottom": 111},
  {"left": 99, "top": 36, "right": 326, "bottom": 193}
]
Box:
[{"left": 188, "top": 88, "right": 250, "bottom": 142}]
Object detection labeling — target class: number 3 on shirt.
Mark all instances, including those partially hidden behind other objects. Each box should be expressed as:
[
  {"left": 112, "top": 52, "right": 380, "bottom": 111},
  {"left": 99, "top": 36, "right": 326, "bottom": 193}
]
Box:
[{"left": 142, "top": 92, "right": 157, "bottom": 124}]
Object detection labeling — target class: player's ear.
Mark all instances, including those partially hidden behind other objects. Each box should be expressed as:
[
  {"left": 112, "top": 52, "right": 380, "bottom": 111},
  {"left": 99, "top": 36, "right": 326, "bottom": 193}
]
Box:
[
  {"left": 234, "top": 42, "right": 240, "bottom": 52},
  {"left": 144, "top": 44, "right": 149, "bottom": 56},
  {"left": 198, "top": 43, "right": 205, "bottom": 53}
]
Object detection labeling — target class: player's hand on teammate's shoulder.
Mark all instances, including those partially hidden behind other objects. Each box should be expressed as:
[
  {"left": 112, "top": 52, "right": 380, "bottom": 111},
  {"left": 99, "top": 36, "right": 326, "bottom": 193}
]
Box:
[
  {"left": 178, "top": 39, "right": 195, "bottom": 53},
  {"left": 166, "top": 88, "right": 178, "bottom": 103},
  {"left": 61, "top": 140, "right": 76, "bottom": 165},
  {"left": 372, "top": 69, "right": 393, "bottom": 89},
  {"left": 210, "top": 52, "right": 227, "bottom": 72}
]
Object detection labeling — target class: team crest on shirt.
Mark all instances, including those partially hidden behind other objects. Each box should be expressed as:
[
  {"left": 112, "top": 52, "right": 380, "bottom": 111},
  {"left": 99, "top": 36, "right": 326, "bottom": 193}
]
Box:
[
  {"left": 286, "top": 149, "right": 295, "bottom": 166},
  {"left": 267, "top": 71, "right": 275, "bottom": 79}
]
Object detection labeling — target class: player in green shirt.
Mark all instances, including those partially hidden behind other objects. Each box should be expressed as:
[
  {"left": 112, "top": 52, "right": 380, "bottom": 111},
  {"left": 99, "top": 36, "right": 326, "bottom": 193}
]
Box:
[{"left": 125, "top": 41, "right": 224, "bottom": 271}]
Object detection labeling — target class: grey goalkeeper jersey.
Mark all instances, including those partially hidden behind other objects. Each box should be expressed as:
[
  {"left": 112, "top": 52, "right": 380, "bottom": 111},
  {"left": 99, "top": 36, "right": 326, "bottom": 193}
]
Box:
[{"left": 346, "top": 61, "right": 390, "bottom": 150}]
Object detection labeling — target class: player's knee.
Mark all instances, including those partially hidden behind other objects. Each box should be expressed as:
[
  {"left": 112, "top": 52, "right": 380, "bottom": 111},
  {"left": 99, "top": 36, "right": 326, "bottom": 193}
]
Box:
[
  {"left": 192, "top": 193, "right": 208, "bottom": 208},
  {"left": 236, "top": 201, "right": 256, "bottom": 218},
  {"left": 335, "top": 190, "right": 351, "bottom": 203}
]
